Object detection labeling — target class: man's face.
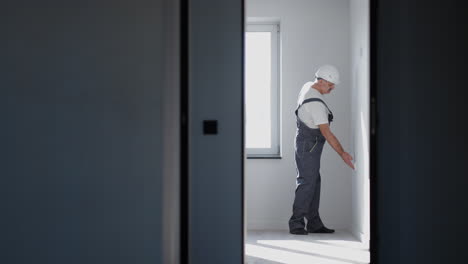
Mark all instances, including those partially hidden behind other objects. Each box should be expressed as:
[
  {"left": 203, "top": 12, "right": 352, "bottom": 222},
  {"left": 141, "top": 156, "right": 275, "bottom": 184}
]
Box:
[{"left": 320, "top": 79, "right": 335, "bottom": 94}]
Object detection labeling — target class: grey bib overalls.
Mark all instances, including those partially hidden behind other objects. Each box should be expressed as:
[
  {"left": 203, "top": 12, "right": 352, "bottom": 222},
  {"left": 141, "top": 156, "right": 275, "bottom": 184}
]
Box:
[{"left": 289, "top": 98, "right": 333, "bottom": 232}]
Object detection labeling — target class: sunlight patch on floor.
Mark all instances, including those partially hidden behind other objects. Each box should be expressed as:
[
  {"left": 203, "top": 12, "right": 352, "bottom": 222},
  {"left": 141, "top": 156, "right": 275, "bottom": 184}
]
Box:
[{"left": 245, "top": 230, "right": 370, "bottom": 264}]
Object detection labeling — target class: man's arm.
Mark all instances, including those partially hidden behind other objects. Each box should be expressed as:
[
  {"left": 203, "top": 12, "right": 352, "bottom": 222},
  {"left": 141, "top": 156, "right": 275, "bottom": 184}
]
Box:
[{"left": 319, "top": 123, "right": 355, "bottom": 170}]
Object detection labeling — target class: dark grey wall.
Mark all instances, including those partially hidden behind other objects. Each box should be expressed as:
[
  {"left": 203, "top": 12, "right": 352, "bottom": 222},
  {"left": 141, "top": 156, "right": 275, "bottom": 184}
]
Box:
[
  {"left": 1, "top": 1, "right": 167, "bottom": 263},
  {"left": 375, "top": 0, "right": 468, "bottom": 263},
  {"left": 188, "top": 0, "right": 244, "bottom": 263}
]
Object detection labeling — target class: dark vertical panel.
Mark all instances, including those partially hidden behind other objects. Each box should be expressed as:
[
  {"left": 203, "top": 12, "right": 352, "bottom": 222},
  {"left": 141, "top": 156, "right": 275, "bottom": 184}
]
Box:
[
  {"left": 369, "top": 0, "right": 378, "bottom": 262},
  {"left": 373, "top": 0, "right": 404, "bottom": 263},
  {"left": 1, "top": 1, "right": 165, "bottom": 263},
  {"left": 188, "top": 0, "right": 244, "bottom": 263},
  {"left": 181, "top": 0, "right": 189, "bottom": 262},
  {"left": 161, "top": 0, "right": 181, "bottom": 262},
  {"left": 375, "top": 0, "right": 468, "bottom": 263}
]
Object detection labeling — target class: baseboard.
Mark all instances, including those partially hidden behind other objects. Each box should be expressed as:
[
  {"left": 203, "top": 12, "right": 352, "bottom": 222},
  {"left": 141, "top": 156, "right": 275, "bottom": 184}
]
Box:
[{"left": 351, "top": 229, "right": 370, "bottom": 247}]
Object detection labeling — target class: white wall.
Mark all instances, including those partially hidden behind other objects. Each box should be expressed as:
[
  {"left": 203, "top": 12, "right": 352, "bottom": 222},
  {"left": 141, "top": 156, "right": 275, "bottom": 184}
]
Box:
[
  {"left": 350, "top": 0, "right": 370, "bottom": 243},
  {"left": 245, "top": 0, "right": 352, "bottom": 230}
]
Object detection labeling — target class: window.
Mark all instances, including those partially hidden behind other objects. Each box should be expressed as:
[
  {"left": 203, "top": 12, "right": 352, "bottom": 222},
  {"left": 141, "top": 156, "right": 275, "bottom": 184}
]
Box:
[{"left": 245, "top": 23, "right": 280, "bottom": 158}]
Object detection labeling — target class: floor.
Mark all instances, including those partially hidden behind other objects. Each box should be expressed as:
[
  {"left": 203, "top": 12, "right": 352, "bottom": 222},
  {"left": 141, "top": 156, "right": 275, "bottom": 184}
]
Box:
[{"left": 245, "top": 230, "right": 370, "bottom": 264}]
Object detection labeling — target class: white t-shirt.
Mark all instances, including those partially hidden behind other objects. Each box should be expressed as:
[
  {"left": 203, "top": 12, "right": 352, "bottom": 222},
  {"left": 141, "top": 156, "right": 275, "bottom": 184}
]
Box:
[{"left": 296, "top": 81, "right": 330, "bottom": 129}]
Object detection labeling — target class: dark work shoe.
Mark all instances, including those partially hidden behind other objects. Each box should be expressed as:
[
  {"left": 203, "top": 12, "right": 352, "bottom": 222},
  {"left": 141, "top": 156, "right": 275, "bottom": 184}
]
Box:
[
  {"left": 308, "top": 226, "right": 335, "bottom": 233},
  {"left": 289, "top": 229, "right": 308, "bottom": 235}
]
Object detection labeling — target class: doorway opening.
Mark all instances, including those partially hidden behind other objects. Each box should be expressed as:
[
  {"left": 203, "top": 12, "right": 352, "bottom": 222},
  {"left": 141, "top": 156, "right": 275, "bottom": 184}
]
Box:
[{"left": 243, "top": 0, "right": 371, "bottom": 263}]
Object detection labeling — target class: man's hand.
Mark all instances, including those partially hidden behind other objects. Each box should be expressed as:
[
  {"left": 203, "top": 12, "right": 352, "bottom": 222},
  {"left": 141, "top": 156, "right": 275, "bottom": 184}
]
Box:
[{"left": 340, "top": 152, "right": 355, "bottom": 170}]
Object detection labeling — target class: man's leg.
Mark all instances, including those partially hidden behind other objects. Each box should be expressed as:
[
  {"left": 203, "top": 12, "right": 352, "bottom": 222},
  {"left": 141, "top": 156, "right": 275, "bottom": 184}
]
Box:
[
  {"left": 289, "top": 178, "right": 315, "bottom": 231},
  {"left": 306, "top": 170, "right": 335, "bottom": 233},
  {"left": 306, "top": 172, "right": 324, "bottom": 231},
  {"left": 289, "top": 150, "right": 319, "bottom": 232}
]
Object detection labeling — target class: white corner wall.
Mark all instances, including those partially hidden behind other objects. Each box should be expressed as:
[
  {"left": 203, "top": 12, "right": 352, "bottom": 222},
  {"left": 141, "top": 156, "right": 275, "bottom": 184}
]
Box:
[
  {"left": 245, "top": 0, "right": 352, "bottom": 231},
  {"left": 350, "top": 0, "right": 370, "bottom": 243}
]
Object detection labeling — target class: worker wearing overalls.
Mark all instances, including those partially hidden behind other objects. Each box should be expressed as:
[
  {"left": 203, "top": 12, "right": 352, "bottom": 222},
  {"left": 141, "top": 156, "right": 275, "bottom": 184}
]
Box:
[{"left": 289, "top": 65, "right": 355, "bottom": 235}]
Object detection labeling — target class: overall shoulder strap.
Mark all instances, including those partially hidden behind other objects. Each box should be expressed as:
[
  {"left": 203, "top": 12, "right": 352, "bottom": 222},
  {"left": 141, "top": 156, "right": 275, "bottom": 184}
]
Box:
[{"left": 295, "top": 98, "right": 333, "bottom": 116}]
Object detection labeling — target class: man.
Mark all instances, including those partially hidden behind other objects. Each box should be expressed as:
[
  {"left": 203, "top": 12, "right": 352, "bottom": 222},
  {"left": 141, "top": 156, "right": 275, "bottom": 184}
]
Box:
[{"left": 289, "top": 65, "right": 355, "bottom": 235}]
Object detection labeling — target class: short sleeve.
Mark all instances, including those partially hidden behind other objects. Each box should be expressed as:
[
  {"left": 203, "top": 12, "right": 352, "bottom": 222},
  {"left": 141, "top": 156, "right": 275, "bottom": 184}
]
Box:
[{"left": 302, "top": 102, "right": 329, "bottom": 126}]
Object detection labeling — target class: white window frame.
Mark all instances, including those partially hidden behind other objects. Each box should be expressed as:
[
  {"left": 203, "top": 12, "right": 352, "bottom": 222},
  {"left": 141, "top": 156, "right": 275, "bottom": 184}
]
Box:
[{"left": 245, "top": 22, "right": 281, "bottom": 158}]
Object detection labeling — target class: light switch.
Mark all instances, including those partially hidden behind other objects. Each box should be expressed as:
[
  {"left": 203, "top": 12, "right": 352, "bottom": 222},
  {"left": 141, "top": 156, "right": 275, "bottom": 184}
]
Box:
[{"left": 203, "top": 120, "right": 218, "bottom": 135}]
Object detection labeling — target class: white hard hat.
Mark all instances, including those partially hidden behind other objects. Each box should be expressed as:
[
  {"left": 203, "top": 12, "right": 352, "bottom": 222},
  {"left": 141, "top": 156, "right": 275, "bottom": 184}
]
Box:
[{"left": 315, "top": 65, "right": 340, "bottom": 84}]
